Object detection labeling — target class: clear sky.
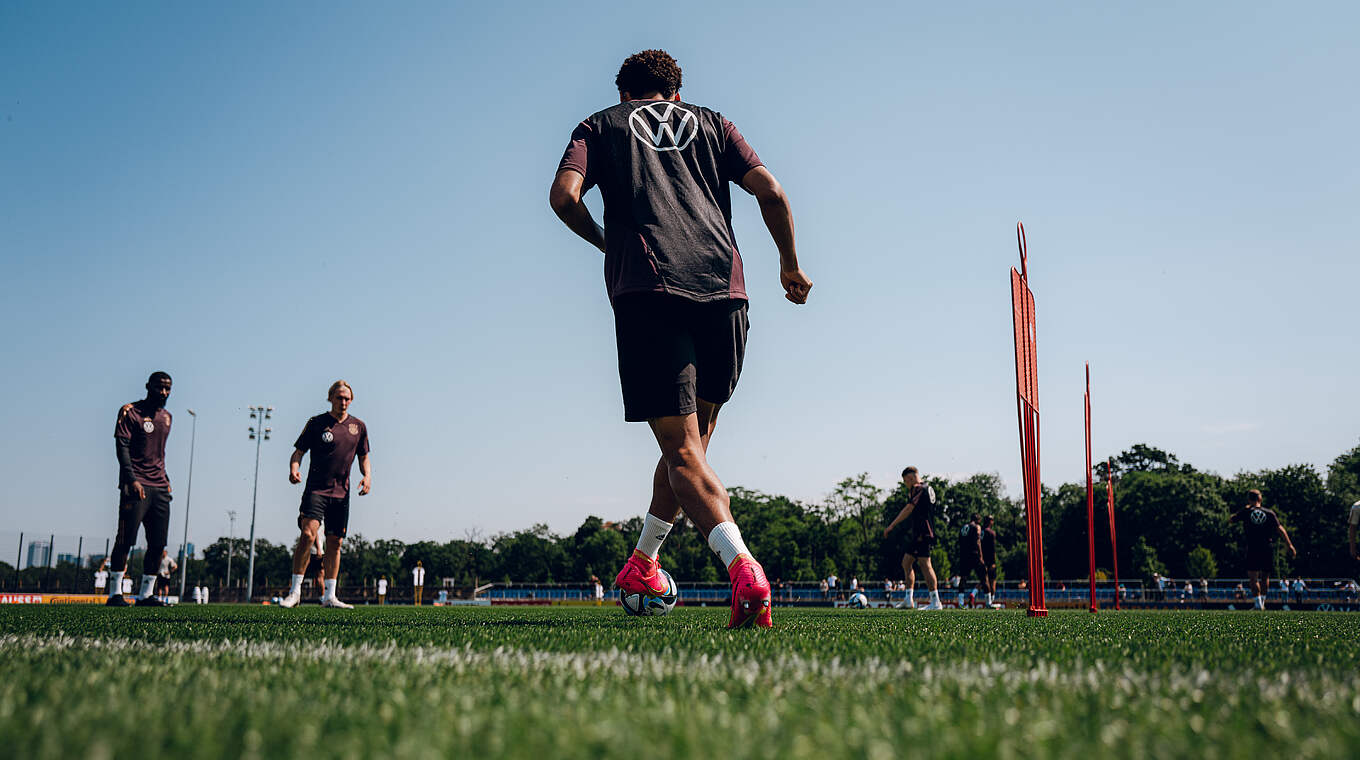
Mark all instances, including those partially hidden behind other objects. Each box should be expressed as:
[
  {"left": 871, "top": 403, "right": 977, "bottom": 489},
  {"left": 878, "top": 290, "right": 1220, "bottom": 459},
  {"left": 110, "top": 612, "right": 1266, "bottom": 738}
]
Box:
[{"left": 2, "top": 2, "right": 1357, "bottom": 554}]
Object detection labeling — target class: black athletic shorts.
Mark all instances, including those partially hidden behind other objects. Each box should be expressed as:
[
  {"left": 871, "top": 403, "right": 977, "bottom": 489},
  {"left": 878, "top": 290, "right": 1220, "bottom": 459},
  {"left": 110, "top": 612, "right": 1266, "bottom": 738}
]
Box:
[
  {"left": 155, "top": 575, "right": 171, "bottom": 593},
  {"left": 116, "top": 486, "right": 171, "bottom": 553},
  {"left": 1245, "top": 544, "right": 1275, "bottom": 573},
  {"left": 904, "top": 534, "right": 936, "bottom": 559},
  {"left": 612, "top": 293, "right": 749, "bottom": 422},
  {"left": 959, "top": 556, "right": 985, "bottom": 576},
  {"left": 299, "top": 492, "right": 350, "bottom": 538}
]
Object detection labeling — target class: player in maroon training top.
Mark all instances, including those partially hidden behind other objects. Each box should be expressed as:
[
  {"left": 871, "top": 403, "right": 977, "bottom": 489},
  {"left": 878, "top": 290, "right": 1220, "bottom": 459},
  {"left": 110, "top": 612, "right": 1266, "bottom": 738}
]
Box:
[
  {"left": 1229, "top": 489, "right": 1297, "bottom": 610},
  {"left": 550, "top": 50, "right": 811, "bottom": 629},
  {"left": 279, "top": 380, "right": 371, "bottom": 609},
  {"left": 108, "top": 371, "right": 174, "bottom": 607},
  {"left": 884, "top": 467, "right": 944, "bottom": 609}
]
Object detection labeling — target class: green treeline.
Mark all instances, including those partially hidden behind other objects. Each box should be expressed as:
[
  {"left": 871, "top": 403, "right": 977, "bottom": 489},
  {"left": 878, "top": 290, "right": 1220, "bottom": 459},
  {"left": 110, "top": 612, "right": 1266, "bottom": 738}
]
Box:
[{"left": 10, "top": 441, "right": 1357, "bottom": 592}]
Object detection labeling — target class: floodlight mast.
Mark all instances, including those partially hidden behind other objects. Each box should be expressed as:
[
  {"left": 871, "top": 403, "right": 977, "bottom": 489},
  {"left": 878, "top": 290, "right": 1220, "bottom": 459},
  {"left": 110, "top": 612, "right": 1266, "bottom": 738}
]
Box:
[{"left": 245, "top": 405, "right": 273, "bottom": 602}]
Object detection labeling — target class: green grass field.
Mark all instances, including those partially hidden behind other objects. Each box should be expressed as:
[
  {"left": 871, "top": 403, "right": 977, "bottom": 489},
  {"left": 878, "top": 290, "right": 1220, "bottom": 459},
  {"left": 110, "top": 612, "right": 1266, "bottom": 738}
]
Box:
[{"left": 2, "top": 605, "right": 1357, "bottom": 759}]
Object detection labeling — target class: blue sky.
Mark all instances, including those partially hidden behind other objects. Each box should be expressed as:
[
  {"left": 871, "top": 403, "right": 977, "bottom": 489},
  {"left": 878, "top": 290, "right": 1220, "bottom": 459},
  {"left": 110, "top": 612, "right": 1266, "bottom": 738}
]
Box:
[{"left": 1, "top": 1, "right": 1356, "bottom": 553}]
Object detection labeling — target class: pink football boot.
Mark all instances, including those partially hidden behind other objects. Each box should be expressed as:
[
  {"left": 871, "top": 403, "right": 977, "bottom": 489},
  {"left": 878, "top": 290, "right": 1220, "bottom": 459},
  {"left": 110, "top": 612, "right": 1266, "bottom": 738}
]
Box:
[
  {"left": 614, "top": 550, "right": 670, "bottom": 595},
  {"left": 727, "top": 555, "right": 773, "bottom": 629}
]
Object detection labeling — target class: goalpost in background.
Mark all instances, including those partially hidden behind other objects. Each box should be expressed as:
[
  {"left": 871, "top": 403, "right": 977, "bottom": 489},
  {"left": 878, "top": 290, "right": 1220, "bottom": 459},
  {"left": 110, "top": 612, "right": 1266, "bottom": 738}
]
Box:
[{"left": 1010, "top": 222, "right": 1047, "bottom": 617}]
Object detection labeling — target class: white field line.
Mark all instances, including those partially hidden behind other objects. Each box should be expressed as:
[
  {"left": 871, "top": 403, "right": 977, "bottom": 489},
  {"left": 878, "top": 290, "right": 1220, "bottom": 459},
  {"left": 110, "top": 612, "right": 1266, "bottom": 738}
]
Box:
[{"left": 3, "top": 633, "right": 1359, "bottom": 707}]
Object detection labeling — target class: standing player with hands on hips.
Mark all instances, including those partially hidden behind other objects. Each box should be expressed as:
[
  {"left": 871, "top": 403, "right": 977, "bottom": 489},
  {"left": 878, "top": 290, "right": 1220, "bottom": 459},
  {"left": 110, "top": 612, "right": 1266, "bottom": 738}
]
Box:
[
  {"left": 549, "top": 50, "right": 811, "bottom": 629},
  {"left": 107, "top": 371, "right": 175, "bottom": 607},
  {"left": 279, "top": 381, "right": 371, "bottom": 610}
]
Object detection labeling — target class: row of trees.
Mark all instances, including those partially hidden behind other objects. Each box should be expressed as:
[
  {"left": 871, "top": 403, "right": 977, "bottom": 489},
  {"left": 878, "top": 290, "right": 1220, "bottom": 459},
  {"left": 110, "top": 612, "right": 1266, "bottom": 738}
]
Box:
[{"left": 7, "top": 441, "right": 1357, "bottom": 593}]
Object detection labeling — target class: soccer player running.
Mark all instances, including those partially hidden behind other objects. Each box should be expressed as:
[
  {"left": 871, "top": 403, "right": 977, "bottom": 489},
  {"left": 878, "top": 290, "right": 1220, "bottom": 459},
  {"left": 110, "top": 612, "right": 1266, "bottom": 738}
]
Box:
[
  {"left": 107, "top": 371, "right": 175, "bottom": 607},
  {"left": 550, "top": 50, "right": 811, "bottom": 629},
  {"left": 883, "top": 467, "right": 943, "bottom": 610},
  {"left": 1229, "top": 489, "right": 1297, "bottom": 610},
  {"left": 981, "top": 515, "right": 999, "bottom": 607},
  {"left": 279, "top": 381, "right": 371, "bottom": 610},
  {"left": 956, "top": 514, "right": 986, "bottom": 608}
]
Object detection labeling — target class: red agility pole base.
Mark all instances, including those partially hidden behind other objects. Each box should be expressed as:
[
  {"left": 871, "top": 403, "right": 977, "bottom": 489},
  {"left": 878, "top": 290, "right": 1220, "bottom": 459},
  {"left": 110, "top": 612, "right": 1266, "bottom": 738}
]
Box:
[
  {"left": 1010, "top": 222, "right": 1047, "bottom": 617},
  {"left": 1085, "top": 364, "right": 1097, "bottom": 613}
]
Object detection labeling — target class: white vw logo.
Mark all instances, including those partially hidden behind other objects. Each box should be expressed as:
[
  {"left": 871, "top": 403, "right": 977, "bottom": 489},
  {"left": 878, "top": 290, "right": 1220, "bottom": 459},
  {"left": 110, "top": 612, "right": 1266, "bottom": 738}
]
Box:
[
  {"left": 142, "top": 420, "right": 155, "bottom": 433},
  {"left": 1250, "top": 509, "right": 1266, "bottom": 525},
  {"left": 321, "top": 431, "right": 334, "bottom": 444},
  {"left": 628, "top": 102, "right": 698, "bottom": 152}
]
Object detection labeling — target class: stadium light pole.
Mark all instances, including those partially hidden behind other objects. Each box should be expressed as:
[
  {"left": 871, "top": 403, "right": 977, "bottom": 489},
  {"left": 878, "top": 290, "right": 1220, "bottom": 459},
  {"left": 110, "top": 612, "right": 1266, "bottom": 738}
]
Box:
[
  {"left": 225, "top": 510, "right": 237, "bottom": 594},
  {"left": 245, "top": 406, "right": 272, "bottom": 602},
  {"left": 178, "top": 409, "right": 198, "bottom": 600}
]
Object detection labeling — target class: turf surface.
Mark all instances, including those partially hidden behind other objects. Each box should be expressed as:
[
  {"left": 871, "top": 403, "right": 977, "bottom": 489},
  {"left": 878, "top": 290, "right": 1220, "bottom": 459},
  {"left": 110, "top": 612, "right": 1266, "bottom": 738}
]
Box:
[{"left": 2, "top": 605, "right": 1357, "bottom": 759}]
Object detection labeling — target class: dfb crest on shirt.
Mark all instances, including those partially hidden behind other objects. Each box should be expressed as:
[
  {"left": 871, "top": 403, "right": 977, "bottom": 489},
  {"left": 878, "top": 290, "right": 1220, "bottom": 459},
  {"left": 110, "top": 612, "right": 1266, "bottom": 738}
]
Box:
[
  {"left": 628, "top": 102, "right": 698, "bottom": 153},
  {"left": 142, "top": 420, "right": 155, "bottom": 433},
  {"left": 1250, "top": 508, "right": 1267, "bottom": 525},
  {"left": 348, "top": 423, "right": 358, "bottom": 435},
  {"left": 321, "top": 430, "right": 334, "bottom": 444}
]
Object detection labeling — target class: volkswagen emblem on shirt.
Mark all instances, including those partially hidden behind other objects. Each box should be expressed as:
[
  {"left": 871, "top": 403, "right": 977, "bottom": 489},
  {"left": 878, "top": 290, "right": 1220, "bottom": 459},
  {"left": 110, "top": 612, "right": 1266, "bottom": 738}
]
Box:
[
  {"left": 348, "top": 423, "right": 358, "bottom": 435},
  {"left": 321, "top": 430, "right": 334, "bottom": 444},
  {"left": 142, "top": 420, "right": 155, "bottom": 433},
  {"left": 1250, "top": 508, "right": 1267, "bottom": 525},
  {"left": 628, "top": 102, "right": 698, "bottom": 152}
]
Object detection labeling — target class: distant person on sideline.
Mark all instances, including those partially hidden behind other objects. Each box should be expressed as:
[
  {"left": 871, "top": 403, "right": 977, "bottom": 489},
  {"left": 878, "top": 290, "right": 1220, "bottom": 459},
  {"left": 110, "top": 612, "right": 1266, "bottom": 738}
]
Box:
[
  {"left": 93, "top": 557, "right": 109, "bottom": 598},
  {"left": 1348, "top": 499, "right": 1360, "bottom": 563},
  {"left": 278, "top": 380, "right": 371, "bottom": 610},
  {"left": 107, "top": 371, "right": 174, "bottom": 607},
  {"left": 1229, "top": 489, "right": 1297, "bottom": 610},
  {"left": 156, "top": 549, "right": 177, "bottom": 602},
  {"left": 549, "top": 49, "right": 812, "bottom": 629},
  {"left": 883, "top": 467, "right": 943, "bottom": 610}
]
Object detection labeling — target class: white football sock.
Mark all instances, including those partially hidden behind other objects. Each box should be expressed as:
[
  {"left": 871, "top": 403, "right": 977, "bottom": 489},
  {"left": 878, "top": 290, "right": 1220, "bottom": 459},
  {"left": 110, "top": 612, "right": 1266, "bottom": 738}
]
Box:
[
  {"left": 986, "top": 593, "right": 994, "bottom": 605},
  {"left": 907, "top": 590, "right": 915, "bottom": 606},
  {"left": 109, "top": 572, "right": 125, "bottom": 598},
  {"left": 930, "top": 590, "right": 941, "bottom": 604},
  {"left": 323, "top": 579, "right": 337, "bottom": 599},
  {"left": 289, "top": 574, "right": 304, "bottom": 595},
  {"left": 635, "top": 514, "right": 674, "bottom": 560},
  {"left": 707, "top": 522, "right": 751, "bottom": 568},
  {"left": 139, "top": 575, "right": 157, "bottom": 599}
]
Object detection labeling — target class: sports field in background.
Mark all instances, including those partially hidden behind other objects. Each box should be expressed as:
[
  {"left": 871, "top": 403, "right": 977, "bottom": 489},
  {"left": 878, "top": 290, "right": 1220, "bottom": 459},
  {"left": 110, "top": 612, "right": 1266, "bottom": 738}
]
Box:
[{"left": 2, "top": 606, "right": 1357, "bottom": 759}]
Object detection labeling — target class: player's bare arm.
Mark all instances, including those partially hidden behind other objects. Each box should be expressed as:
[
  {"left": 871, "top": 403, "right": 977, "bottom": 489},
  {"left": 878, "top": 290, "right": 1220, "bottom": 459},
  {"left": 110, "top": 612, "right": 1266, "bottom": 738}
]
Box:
[
  {"left": 289, "top": 448, "right": 305, "bottom": 484},
  {"left": 884, "top": 503, "right": 916, "bottom": 537},
  {"left": 1278, "top": 524, "right": 1297, "bottom": 557},
  {"left": 549, "top": 170, "right": 606, "bottom": 253},
  {"left": 740, "top": 166, "right": 811, "bottom": 304},
  {"left": 358, "top": 452, "right": 372, "bottom": 495}
]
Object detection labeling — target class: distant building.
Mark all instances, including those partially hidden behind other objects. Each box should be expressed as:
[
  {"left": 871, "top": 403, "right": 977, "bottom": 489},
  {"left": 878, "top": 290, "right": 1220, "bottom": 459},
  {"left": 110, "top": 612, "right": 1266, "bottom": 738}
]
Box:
[
  {"left": 177, "top": 543, "right": 196, "bottom": 561},
  {"left": 56, "top": 553, "right": 80, "bottom": 566},
  {"left": 26, "top": 541, "right": 51, "bottom": 569}
]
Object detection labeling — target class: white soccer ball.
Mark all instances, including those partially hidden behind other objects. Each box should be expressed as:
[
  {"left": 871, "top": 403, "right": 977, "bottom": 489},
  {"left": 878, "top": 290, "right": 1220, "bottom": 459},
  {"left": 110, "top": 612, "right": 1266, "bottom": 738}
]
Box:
[
  {"left": 848, "top": 591, "right": 869, "bottom": 609},
  {"left": 619, "top": 569, "right": 678, "bottom": 616}
]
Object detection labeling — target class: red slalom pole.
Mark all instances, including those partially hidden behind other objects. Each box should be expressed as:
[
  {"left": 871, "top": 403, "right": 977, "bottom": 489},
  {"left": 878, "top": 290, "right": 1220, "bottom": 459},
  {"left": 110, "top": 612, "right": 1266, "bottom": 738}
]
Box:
[
  {"left": 1108, "top": 457, "right": 1120, "bottom": 610},
  {"left": 1011, "top": 222, "right": 1046, "bottom": 617},
  {"left": 1085, "top": 364, "right": 1096, "bottom": 613}
]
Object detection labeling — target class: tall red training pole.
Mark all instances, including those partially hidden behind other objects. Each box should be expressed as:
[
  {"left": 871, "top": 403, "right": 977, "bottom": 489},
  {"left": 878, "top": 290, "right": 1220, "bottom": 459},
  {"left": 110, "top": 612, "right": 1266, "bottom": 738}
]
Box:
[
  {"left": 1108, "top": 457, "right": 1120, "bottom": 610},
  {"left": 1011, "top": 222, "right": 1047, "bottom": 617},
  {"left": 1085, "top": 363, "right": 1097, "bottom": 613}
]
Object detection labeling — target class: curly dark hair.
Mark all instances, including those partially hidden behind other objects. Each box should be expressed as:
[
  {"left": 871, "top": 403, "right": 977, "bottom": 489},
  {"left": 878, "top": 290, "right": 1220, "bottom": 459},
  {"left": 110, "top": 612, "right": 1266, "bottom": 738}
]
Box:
[{"left": 615, "top": 49, "right": 682, "bottom": 98}]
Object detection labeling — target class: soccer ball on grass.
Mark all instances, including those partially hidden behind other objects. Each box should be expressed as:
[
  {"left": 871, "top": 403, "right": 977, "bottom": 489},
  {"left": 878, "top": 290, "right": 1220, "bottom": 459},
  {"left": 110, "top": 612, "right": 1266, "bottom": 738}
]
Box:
[{"left": 619, "top": 568, "right": 678, "bottom": 616}]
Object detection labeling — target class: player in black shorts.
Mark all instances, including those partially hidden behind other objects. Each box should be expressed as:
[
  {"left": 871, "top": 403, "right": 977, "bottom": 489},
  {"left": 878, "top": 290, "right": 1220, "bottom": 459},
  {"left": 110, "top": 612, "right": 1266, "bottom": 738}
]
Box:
[
  {"left": 550, "top": 50, "right": 812, "bottom": 629},
  {"left": 981, "top": 516, "right": 999, "bottom": 608},
  {"left": 956, "top": 514, "right": 986, "bottom": 608},
  {"left": 280, "top": 380, "right": 371, "bottom": 610},
  {"left": 1229, "top": 489, "right": 1297, "bottom": 610},
  {"left": 108, "top": 371, "right": 175, "bottom": 607},
  {"left": 884, "top": 467, "right": 943, "bottom": 610}
]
